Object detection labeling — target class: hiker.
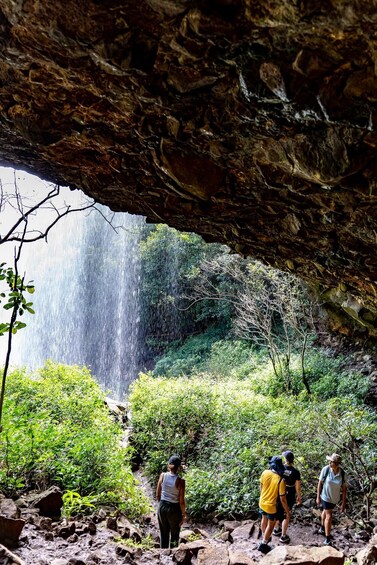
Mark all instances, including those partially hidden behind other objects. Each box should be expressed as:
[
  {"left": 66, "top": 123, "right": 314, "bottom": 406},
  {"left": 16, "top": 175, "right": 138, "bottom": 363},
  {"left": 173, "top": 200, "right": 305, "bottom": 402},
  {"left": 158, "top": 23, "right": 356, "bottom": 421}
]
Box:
[
  {"left": 316, "top": 452, "right": 347, "bottom": 546},
  {"left": 156, "top": 455, "right": 186, "bottom": 549},
  {"left": 273, "top": 450, "right": 302, "bottom": 544},
  {"left": 258, "top": 456, "right": 290, "bottom": 554}
]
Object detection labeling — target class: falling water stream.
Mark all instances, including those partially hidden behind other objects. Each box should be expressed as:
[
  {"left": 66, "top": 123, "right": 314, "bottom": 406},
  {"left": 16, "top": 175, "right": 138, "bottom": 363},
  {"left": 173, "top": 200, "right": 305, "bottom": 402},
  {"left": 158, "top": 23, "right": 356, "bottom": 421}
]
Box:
[{"left": 0, "top": 169, "right": 146, "bottom": 400}]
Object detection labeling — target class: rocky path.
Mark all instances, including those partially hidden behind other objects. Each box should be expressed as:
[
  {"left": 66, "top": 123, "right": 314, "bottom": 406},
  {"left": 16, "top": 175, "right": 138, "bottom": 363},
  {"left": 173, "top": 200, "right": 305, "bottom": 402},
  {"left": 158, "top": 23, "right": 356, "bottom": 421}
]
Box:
[{"left": 6, "top": 471, "right": 374, "bottom": 565}]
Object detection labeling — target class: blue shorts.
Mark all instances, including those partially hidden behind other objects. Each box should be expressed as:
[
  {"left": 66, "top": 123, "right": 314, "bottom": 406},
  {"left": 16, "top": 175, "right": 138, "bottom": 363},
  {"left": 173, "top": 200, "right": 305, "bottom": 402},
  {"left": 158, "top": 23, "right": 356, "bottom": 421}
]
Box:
[
  {"left": 321, "top": 498, "right": 336, "bottom": 510},
  {"left": 259, "top": 508, "right": 277, "bottom": 521}
]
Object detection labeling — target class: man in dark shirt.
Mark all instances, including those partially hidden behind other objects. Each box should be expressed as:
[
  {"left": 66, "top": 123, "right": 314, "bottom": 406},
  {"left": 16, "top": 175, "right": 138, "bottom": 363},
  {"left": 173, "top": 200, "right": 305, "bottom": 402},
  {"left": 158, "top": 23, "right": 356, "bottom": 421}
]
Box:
[{"left": 273, "top": 450, "right": 302, "bottom": 544}]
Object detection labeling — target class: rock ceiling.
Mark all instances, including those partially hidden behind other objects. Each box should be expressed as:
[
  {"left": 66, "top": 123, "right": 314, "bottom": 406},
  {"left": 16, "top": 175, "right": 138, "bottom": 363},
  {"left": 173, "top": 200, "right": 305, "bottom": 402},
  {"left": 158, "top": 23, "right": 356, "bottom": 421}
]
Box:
[{"left": 0, "top": 0, "right": 377, "bottom": 337}]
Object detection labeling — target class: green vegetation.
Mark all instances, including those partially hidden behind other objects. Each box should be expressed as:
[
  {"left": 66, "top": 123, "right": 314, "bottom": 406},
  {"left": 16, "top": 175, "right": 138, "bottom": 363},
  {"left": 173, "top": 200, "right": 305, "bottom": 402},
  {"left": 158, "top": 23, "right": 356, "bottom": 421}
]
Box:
[
  {"left": 0, "top": 259, "right": 35, "bottom": 430},
  {"left": 114, "top": 534, "right": 155, "bottom": 550},
  {"left": 62, "top": 490, "right": 96, "bottom": 518},
  {"left": 129, "top": 359, "right": 376, "bottom": 521},
  {"left": 0, "top": 261, "right": 35, "bottom": 337},
  {"left": 0, "top": 362, "right": 150, "bottom": 519},
  {"left": 139, "top": 225, "right": 231, "bottom": 363},
  {"left": 132, "top": 224, "right": 376, "bottom": 525},
  {"left": 1, "top": 221, "right": 375, "bottom": 531},
  {"left": 139, "top": 225, "right": 318, "bottom": 394}
]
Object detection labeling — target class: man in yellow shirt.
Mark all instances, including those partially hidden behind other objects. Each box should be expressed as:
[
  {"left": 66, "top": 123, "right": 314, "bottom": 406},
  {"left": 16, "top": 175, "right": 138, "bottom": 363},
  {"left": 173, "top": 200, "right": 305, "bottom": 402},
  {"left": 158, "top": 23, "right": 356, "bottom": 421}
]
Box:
[{"left": 258, "top": 456, "right": 290, "bottom": 554}]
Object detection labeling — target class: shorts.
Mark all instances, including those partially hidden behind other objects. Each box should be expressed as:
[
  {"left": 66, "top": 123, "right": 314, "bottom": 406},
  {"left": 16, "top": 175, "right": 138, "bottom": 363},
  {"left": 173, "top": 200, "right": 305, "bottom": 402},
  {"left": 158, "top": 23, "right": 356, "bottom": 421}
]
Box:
[
  {"left": 321, "top": 498, "right": 336, "bottom": 510},
  {"left": 259, "top": 508, "right": 277, "bottom": 521}
]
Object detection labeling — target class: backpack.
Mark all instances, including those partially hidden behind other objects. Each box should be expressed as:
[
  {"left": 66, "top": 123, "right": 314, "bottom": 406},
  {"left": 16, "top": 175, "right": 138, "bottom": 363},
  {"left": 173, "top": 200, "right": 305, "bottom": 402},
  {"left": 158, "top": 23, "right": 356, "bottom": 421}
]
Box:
[{"left": 322, "top": 464, "right": 345, "bottom": 484}]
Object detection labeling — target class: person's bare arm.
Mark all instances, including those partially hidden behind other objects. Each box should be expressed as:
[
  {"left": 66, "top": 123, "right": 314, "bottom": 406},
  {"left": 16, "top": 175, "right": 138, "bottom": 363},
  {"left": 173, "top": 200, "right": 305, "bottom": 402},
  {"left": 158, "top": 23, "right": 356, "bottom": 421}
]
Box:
[
  {"left": 295, "top": 479, "right": 302, "bottom": 505},
  {"left": 316, "top": 479, "right": 323, "bottom": 506},
  {"left": 179, "top": 479, "right": 186, "bottom": 524},
  {"left": 280, "top": 480, "right": 290, "bottom": 516},
  {"left": 280, "top": 493, "right": 290, "bottom": 516},
  {"left": 156, "top": 474, "right": 163, "bottom": 501},
  {"left": 341, "top": 483, "right": 347, "bottom": 512}
]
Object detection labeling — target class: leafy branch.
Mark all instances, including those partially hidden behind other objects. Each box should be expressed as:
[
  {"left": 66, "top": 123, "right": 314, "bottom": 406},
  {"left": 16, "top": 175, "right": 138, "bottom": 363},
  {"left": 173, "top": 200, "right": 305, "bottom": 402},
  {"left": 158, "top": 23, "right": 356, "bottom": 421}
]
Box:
[{"left": 0, "top": 229, "right": 35, "bottom": 431}]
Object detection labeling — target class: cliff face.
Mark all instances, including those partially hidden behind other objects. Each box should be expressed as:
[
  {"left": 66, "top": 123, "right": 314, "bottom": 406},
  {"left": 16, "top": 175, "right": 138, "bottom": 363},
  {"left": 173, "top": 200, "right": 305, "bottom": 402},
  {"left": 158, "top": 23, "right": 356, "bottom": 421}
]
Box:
[{"left": 0, "top": 1, "right": 377, "bottom": 337}]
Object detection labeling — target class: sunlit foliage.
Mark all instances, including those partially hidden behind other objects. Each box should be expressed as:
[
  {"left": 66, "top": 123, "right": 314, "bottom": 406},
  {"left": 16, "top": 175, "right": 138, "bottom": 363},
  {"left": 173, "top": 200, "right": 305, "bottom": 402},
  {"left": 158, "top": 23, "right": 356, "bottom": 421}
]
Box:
[
  {"left": 129, "top": 362, "right": 376, "bottom": 520},
  {"left": 0, "top": 362, "right": 149, "bottom": 519}
]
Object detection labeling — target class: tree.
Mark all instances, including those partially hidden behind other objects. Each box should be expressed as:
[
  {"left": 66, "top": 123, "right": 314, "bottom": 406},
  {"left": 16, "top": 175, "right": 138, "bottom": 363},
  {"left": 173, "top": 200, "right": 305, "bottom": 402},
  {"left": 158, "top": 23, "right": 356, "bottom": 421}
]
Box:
[
  {"left": 0, "top": 241, "right": 35, "bottom": 431},
  {"left": 0, "top": 170, "right": 104, "bottom": 429},
  {"left": 190, "top": 253, "right": 317, "bottom": 394},
  {"left": 139, "top": 224, "right": 229, "bottom": 360},
  {"left": 0, "top": 172, "right": 98, "bottom": 245}
]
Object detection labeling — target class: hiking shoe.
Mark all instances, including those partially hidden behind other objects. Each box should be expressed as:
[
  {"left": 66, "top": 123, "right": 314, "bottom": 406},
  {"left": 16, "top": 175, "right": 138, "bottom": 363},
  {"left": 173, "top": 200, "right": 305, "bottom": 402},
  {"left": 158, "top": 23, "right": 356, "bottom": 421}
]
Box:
[
  {"left": 318, "top": 526, "right": 325, "bottom": 535},
  {"left": 279, "top": 534, "right": 290, "bottom": 544},
  {"left": 273, "top": 527, "right": 282, "bottom": 535},
  {"left": 258, "top": 543, "right": 272, "bottom": 554},
  {"left": 324, "top": 537, "right": 332, "bottom": 546}
]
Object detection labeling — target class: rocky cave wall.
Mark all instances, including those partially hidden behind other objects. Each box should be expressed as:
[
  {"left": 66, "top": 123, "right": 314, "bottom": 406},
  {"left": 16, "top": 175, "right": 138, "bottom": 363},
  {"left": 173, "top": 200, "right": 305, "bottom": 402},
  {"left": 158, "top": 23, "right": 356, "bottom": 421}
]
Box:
[{"left": 0, "top": 0, "right": 377, "bottom": 338}]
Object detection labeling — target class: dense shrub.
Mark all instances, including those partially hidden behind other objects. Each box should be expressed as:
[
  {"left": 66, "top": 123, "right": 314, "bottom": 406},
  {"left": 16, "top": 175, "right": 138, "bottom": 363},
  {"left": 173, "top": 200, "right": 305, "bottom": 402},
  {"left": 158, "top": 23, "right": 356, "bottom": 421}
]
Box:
[
  {"left": 0, "top": 362, "right": 149, "bottom": 519},
  {"left": 154, "top": 330, "right": 371, "bottom": 401},
  {"left": 129, "top": 373, "right": 220, "bottom": 478},
  {"left": 139, "top": 225, "right": 231, "bottom": 363},
  {"left": 153, "top": 327, "right": 227, "bottom": 377},
  {"left": 304, "top": 350, "right": 371, "bottom": 402},
  {"left": 129, "top": 370, "right": 376, "bottom": 520},
  {"left": 204, "top": 339, "right": 264, "bottom": 379}
]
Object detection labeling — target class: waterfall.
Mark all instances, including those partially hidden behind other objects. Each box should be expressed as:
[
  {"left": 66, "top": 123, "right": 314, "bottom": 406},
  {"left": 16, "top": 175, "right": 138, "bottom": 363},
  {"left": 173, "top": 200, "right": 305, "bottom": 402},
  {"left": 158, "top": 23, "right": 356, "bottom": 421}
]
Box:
[{"left": 0, "top": 168, "right": 145, "bottom": 400}]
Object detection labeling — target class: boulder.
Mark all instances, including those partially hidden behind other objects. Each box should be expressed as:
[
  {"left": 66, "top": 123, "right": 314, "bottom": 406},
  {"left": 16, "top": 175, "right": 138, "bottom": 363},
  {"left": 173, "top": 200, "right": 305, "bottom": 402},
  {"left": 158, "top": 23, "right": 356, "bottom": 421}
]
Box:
[
  {"left": 180, "top": 529, "right": 197, "bottom": 543},
  {"left": 180, "top": 528, "right": 210, "bottom": 543},
  {"left": 115, "top": 543, "right": 140, "bottom": 558},
  {"left": 193, "top": 527, "right": 211, "bottom": 538},
  {"left": 197, "top": 545, "right": 230, "bottom": 565},
  {"left": 0, "top": 498, "right": 25, "bottom": 544},
  {"left": 57, "top": 522, "right": 76, "bottom": 539},
  {"left": 28, "top": 486, "right": 63, "bottom": 517},
  {"left": 173, "top": 540, "right": 211, "bottom": 564},
  {"left": 222, "top": 521, "right": 243, "bottom": 532},
  {"left": 356, "top": 543, "right": 377, "bottom": 565},
  {"left": 259, "top": 544, "right": 345, "bottom": 564},
  {"left": 230, "top": 521, "right": 255, "bottom": 542},
  {"left": 229, "top": 548, "right": 257, "bottom": 565},
  {"left": 173, "top": 547, "right": 193, "bottom": 565},
  {"left": 0, "top": 498, "right": 20, "bottom": 519},
  {"left": 116, "top": 514, "right": 142, "bottom": 541}
]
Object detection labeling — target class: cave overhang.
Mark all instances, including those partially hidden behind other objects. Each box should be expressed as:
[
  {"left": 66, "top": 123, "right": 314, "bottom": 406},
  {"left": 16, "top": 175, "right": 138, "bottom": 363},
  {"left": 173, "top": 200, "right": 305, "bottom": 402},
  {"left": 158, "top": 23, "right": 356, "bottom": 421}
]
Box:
[{"left": 0, "top": 1, "right": 376, "bottom": 337}]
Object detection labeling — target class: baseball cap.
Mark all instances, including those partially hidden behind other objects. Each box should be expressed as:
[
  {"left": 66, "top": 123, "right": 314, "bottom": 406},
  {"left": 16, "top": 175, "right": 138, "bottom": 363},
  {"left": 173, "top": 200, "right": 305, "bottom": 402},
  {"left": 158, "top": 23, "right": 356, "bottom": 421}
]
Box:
[
  {"left": 282, "top": 450, "right": 294, "bottom": 463},
  {"left": 168, "top": 455, "right": 182, "bottom": 466}
]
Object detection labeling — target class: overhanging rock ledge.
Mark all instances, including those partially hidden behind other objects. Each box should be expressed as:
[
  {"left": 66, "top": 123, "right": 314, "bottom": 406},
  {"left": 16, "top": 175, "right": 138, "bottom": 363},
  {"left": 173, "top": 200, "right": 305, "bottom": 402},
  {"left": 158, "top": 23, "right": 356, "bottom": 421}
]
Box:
[{"left": 0, "top": 0, "right": 376, "bottom": 337}]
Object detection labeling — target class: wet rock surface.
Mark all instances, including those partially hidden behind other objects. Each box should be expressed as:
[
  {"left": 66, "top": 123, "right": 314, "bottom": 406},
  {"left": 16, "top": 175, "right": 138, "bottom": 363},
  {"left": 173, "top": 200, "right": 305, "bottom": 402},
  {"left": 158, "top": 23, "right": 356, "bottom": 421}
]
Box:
[
  {"left": 3, "top": 473, "right": 373, "bottom": 564},
  {"left": 0, "top": 1, "right": 377, "bottom": 338},
  {"left": 6, "top": 505, "right": 376, "bottom": 565}
]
